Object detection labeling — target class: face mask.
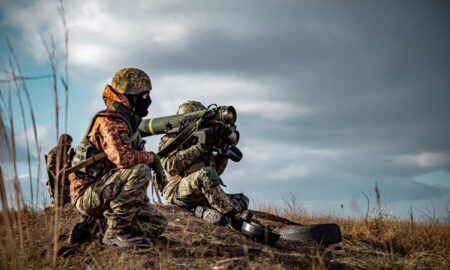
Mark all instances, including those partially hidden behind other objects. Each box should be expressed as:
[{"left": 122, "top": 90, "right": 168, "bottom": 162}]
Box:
[{"left": 134, "top": 93, "right": 152, "bottom": 117}]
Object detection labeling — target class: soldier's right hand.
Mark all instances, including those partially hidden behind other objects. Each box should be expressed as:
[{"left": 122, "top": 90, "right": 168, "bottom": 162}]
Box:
[{"left": 196, "top": 128, "right": 219, "bottom": 147}]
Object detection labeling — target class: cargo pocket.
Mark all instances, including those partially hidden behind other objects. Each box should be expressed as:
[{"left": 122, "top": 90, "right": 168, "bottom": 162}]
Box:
[
  {"left": 100, "top": 183, "right": 120, "bottom": 205},
  {"left": 199, "top": 167, "right": 221, "bottom": 192}
]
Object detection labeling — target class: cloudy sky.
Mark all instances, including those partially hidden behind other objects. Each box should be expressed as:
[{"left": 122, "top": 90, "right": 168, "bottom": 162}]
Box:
[{"left": 0, "top": 0, "right": 449, "bottom": 219}]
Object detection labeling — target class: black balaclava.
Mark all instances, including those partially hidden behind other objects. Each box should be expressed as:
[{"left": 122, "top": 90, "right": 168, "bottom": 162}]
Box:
[{"left": 126, "top": 92, "right": 152, "bottom": 118}]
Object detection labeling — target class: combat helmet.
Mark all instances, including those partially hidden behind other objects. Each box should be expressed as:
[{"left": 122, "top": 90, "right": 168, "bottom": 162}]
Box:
[
  {"left": 111, "top": 68, "right": 152, "bottom": 95},
  {"left": 176, "top": 100, "right": 206, "bottom": 114},
  {"left": 58, "top": 134, "right": 72, "bottom": 145}
]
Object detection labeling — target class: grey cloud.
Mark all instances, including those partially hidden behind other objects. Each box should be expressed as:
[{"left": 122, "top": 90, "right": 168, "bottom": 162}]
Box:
[{"left": 136, "top": 0, "right": 450, "bottom": 178}]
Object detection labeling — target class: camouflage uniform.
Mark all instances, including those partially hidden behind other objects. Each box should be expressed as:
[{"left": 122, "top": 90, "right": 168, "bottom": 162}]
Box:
[
  {"left": 70, "top": 69, "right": 167, "bottom": 241},
  {"left": 46, "top": 134, "right": 72, "bottom": 207},
  {"left": 160, "top": 101, "right": 249, "bottom": 215},
  {"left": 75, "top": 163, "right": 166, "bottom": 238}
]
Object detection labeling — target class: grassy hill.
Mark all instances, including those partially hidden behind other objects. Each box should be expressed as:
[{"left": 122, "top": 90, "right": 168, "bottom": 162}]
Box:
[{"left": 0, "top": 203, "right": 448, "bottom": 269}]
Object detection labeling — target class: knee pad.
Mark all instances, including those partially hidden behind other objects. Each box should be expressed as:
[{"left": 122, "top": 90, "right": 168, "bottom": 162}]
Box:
[{"left": 197, "top": 167, "right": 221, "bottom": 191}]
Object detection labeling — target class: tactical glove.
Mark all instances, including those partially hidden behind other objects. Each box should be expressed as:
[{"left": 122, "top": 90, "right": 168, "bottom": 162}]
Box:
[
  {"left": 195, "top": 128, "right": 220, "bottom": 147},
  {"left": 150, "top": 153, "right": 166, "bottom": 191}
]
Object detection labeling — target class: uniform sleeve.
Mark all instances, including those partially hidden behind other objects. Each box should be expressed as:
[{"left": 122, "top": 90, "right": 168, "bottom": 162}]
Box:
[
  {"left": 159, "top": 136, "right": 204, "bottom": 176},
  {"left": 214, "top": 156, "right": 229, "bottom": 176},
  {"left": 92, "top": 117, "right": 155, "bottom": 169}
]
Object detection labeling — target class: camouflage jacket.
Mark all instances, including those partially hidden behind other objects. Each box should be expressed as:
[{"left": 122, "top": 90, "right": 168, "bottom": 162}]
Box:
[
  {"left": 159, "top": 134, "right": 228, "bottom": 202},
  {"left": 46, "top": 146, "right": 71, "bottom": 187},
  {"left": 70, "top": 85, "right": 155, "bottom": 203}
]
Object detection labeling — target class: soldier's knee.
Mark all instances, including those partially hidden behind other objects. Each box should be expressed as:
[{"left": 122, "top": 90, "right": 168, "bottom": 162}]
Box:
[
  {"left": 126, "top": 163, "right": 152, "bottom": 182},
  {"left": 197, "top": 166, "right": 221, "bottom": 191},
  {"left": 240, "top": 194, "right": 249, "bottom": 210},
  {"left": 133, "top": 163, "right": 151, "bottom": 174},
  {"left": 230, "top": 193, "right": 249, "bottom": 212}
]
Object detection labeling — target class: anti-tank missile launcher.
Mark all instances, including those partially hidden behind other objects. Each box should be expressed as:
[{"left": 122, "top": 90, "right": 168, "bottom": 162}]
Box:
[
  {"left": 139, "top": 105, "right": 242, "bottom": 162},
  {"left": 139, "top": 105, "right": 237, "bottom": 135}
]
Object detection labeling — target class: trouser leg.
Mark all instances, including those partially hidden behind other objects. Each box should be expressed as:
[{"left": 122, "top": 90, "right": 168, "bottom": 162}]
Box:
[
  {"left": 47, "top": 181, "right": 55, "bottom": 207},
  {"left": 49, "top": 179, "right": 70, "bottom": 207},
  {"left": 175, "top": 167, "right": 235, "bottom": 214},
  {"left": 50, "top": 176, "right": 71, "bottom": 206},
  {"left": 63, "top": 181, "right": 72, "bottom": 205},
  {"left": 76, "top": 163, "right": 153, "bottom": 229},
  {"left": 132, "top": 199, "right": 168, "bottom": 239},
  {"left": 104, "top": 164, "right": 152, "bottom": 229}
]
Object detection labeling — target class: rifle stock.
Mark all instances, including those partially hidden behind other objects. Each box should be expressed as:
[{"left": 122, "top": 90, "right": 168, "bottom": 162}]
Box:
[{"left": 64, "top": 151, "right": 106, "bottom": 176}]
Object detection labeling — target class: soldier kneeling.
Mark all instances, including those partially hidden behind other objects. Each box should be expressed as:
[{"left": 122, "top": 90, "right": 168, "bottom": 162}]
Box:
[{"left": 69, "top": 68, "right": 167, "bottom": 248}]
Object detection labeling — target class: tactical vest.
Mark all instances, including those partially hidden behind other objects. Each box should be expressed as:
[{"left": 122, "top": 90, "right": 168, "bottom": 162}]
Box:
[{"left": 71, "top": 110, "right": 145, "bottom": 179}]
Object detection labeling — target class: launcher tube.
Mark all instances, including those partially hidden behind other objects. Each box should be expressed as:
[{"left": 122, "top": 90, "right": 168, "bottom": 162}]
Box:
[{"left": 139, "top": 105, "right": 236, "bottom": 136}]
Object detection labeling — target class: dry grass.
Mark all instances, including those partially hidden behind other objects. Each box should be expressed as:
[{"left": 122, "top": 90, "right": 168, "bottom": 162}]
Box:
[
  {"left": 0, "top": 2, "right": 70, "bottom": 269},
  {"left": 1, "top": 201, "right": 449, "bottom": 269},
  {"left": 258, "top": 200, "right": 450, "bottom": 269},
  {"left": 284, "top": 209, "right": 447, "bottom": 254}
]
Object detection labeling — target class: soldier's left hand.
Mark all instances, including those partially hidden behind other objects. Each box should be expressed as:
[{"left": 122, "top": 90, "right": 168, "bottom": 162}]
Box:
[
  {"left": 150, "top": 153, "right": 165, "bottom": 187},
  {"left": 68, "top": 148, "right": 75, "bottom": 162}
]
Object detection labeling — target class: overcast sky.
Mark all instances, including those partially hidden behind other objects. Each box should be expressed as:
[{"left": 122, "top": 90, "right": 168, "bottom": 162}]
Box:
[{"left": 0, "top": 0, "right": 449, "bottom": 219}]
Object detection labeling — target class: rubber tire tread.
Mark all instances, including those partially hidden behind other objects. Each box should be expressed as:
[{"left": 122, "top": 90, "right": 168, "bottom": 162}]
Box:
[{"left": 279, "top": 224, "right": 341, "bottom": 244}]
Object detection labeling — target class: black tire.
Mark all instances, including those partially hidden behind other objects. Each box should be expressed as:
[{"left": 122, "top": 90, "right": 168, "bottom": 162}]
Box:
[
  {"left": 279, "top": 224, "right": 341, "bottom": 245},
  {"left": 241, "top": 220, "right": 280, "bottom": 245}
]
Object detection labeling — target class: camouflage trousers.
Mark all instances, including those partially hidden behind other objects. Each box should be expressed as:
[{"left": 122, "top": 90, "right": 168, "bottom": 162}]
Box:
[
  {"left": 165, "top": 166, "right": 249, "bottom": 214},
  {"left": 47, "top": 178, "right": 71, "bottom": 207},
  {"left": 75, "top": 163, "right": 167, "bottom": 238}
]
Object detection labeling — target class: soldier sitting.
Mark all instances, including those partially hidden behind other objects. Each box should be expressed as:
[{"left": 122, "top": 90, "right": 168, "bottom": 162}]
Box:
[
  {"left": 159, "top": 101, "right": 250, "bottom": 227},
  {"left": 46, "top": 133, "right": 73, "bottom": 207}
]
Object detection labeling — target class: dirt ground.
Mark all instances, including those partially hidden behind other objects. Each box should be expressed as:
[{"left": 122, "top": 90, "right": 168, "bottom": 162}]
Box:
[{"left": 14, "top": 204, "right": 447, "bottom": 269}]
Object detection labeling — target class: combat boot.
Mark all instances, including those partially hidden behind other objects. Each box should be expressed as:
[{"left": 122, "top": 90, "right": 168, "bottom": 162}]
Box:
[
  {"left": 102, "top": 226, "right": 152, "bottom": 248},
  {"left": 69, "top": 215, "right": 101, "bottom": 244},
  {"left": 194, "top": 205, "right": 224, "bottom": 224}
]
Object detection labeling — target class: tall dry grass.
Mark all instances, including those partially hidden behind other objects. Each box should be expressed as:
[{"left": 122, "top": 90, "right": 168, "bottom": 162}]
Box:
[
  {"left": 0, "top": 1, "right": 70, "bottom": 268},
  {"left": 259, "top": 188, "right": 450, "bottom": 269}
]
